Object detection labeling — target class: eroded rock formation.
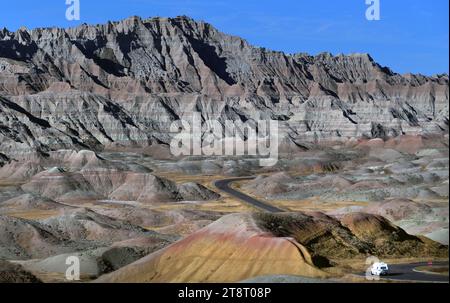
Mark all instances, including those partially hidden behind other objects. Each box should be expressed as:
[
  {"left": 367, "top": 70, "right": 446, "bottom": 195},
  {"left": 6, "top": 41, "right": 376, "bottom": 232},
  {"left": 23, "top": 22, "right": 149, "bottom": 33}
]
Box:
[{"left": 0, "top": 16, "right": 448, "bottom": 160}]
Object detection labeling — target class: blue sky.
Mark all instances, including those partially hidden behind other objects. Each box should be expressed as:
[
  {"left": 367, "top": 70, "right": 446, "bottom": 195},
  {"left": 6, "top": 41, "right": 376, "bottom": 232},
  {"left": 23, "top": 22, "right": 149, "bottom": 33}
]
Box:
[{"left": 1, "top": 0, "right": 448, "bottom": 76}]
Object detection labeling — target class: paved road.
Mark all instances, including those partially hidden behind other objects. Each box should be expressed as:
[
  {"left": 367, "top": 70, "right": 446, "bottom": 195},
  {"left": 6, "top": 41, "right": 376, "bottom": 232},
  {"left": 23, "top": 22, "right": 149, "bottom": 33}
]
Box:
[
  {"left": 213, "top": 177, "right": 285, "bottom": 213},
  {"left": 364, "top": 262, "right": 449, "bottom": 283},
  {"left": 214, "top": 177, "right": 448, "bottom": 283}
]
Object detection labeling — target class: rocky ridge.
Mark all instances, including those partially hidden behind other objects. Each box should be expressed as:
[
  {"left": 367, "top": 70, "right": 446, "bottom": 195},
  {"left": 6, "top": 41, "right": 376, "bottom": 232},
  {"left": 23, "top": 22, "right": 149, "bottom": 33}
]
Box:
[{"left": 0, "top": 16, "right": 448, "bottom": 160}]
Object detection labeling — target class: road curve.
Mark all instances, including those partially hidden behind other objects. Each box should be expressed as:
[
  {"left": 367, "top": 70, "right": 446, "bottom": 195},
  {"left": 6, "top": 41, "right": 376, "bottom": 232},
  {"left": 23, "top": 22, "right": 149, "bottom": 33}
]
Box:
[
  {"left": 364, "top": 262, "right": 449, "bottom": 283},
  {"left": 214, "top": 177, "right": 448, "bottom": 283},
  {"left": 214, "top": 177, "right": 285, "bottom": 213}
]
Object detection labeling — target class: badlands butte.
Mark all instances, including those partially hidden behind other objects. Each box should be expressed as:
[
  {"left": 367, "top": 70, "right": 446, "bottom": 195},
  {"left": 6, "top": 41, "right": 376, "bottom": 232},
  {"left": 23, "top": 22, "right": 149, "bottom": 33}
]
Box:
[{"left": 0, "top": 16, "right": 449, "bottom": 283}]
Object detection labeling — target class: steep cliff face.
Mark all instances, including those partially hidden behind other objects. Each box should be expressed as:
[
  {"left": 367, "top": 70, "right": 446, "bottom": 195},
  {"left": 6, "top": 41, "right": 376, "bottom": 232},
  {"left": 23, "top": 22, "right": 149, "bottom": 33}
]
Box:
[{"left": 0, "top": 16, "right": 448, "bottom": 159}]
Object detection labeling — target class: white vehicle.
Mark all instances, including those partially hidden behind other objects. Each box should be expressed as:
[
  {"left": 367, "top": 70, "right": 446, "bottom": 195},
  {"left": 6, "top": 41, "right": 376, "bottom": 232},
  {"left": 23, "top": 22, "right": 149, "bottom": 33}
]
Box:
[{"left": 370, "top": 262, "right": 389, "bottom": 276}]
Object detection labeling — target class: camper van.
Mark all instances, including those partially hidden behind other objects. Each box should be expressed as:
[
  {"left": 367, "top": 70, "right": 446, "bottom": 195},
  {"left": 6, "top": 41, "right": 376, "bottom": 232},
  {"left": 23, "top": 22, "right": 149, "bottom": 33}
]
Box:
[{"left": 370, "top": 262, "right": 389, "bottom": 276}]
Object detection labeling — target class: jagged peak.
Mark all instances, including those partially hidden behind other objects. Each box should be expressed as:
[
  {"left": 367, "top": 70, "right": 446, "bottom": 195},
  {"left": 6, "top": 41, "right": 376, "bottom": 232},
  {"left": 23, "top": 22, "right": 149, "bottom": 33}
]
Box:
[
  {"left": 0, "top": 14, "right": 447, "bottom": 95},
  {"left": 0, "top": 27, "right": 9, "bottom": 39},
  {"left": 347, "top": 53, "right": 374, "bottom": 60},
  {"left": 0, "top": 16, "right": 387, "bottom": 76},
  {"left": 16, "top": 26, "right": 29, "bottom": 33},
  {"left": 434, "top": 73, "right": 449, "bottom": 79},
  {"left": 313, "top": 52, "right": 374, "bottom": 62}
]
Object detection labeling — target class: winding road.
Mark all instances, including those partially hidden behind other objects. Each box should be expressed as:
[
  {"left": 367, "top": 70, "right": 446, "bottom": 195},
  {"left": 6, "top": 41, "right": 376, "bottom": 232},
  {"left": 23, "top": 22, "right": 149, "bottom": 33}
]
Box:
[
  {"left": 214, "top": 177, "right": 284, "bottom": 213},
  {"left": 214, "top": 177, "right": 449, "bottom": 283},
  {"left": 364, "top": 262, "right": 449, "bottom": 283}
]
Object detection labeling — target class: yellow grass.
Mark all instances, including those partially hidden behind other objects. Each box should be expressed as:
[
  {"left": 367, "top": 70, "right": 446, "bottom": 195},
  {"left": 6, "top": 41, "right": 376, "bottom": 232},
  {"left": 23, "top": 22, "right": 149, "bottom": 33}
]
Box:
[
  {"left": 230, "top": 179, "right": 368, "bottom": 213},
  {"left": 4, "top": 210, "right": 62, "bottom": 220}
]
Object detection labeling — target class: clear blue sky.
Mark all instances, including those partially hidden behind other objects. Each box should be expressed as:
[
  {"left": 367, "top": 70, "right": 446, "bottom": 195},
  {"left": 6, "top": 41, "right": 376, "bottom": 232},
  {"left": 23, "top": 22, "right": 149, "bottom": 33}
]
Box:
[{"left": 1, "top": 0, "right": 448, "bottom": 76}]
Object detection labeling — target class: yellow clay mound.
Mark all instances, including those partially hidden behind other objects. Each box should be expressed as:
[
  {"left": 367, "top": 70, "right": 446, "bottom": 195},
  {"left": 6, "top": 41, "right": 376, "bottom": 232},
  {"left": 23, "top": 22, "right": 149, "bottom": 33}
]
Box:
[{"left": 95, "top": 213, "right": 328, "bottom": 282}]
